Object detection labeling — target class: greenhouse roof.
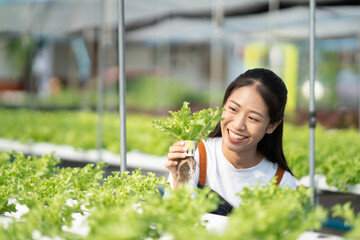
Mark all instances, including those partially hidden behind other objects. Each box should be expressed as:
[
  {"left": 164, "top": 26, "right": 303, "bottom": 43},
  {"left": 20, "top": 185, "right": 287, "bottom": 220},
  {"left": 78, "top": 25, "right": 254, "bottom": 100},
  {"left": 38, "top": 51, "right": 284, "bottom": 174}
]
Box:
[
  {"left": 126, "top": 5, "right": 360, "bottom": 43},
  {"left": 0, "top": 0, "right": 359, "bottom": 41}
]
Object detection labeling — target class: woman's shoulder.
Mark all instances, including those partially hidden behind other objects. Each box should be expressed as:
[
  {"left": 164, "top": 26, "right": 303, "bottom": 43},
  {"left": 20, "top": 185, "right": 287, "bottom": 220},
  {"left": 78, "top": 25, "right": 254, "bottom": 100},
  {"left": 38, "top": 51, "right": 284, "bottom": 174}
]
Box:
[
  {"left": 280, "top": 170, "right": 297, "bottom": 189},
  {"left": 203, "top": 137, "right": 222, "bottom": 147},
  {"left": 262, "top": 158, "right": 297, "bottom": 189},
  {"left": 196, "top": 137, "right": 223, "bottom": 165},
  {"left": 201, "top": 137, "right": 222, "bottom": 156}
]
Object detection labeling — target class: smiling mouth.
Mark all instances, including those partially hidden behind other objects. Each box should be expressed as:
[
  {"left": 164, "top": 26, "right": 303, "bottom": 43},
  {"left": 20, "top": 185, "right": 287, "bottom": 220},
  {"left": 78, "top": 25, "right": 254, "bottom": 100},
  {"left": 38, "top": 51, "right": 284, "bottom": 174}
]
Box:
[{"left": 228, "top": 129, "right": 248, "bottom": 142}]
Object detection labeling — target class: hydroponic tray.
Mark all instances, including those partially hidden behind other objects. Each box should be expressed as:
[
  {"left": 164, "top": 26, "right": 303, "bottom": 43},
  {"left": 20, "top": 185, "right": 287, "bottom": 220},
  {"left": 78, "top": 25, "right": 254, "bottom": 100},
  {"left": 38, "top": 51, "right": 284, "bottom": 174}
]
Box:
[
  {"left": 0, "top": 138, "right": 168, "bottom": 173},
  {"left": 296, "top": 175, "right": 360, "bottom": 196},
  {"left": 2, "top": 138, "right": 360, "bottom": 196}
]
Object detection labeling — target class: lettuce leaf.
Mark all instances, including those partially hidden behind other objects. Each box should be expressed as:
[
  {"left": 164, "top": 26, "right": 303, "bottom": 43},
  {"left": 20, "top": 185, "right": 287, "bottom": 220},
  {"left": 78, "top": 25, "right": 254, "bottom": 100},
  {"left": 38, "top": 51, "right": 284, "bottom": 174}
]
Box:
[{"left": 153, "top": 102, "right": 224, "bottom": 142}]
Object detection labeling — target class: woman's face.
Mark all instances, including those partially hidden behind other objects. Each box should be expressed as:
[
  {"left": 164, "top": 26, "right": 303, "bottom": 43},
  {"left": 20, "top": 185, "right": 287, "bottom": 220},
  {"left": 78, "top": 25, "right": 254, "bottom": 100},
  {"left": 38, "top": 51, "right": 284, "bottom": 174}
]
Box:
[{"left": 220, "top": 85, "right": 279, "bottom": 155}]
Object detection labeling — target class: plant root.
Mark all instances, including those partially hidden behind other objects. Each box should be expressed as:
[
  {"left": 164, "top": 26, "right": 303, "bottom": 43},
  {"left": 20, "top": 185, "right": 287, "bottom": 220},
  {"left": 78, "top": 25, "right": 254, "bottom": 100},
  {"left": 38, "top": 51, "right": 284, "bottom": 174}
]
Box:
[{"left": 177, "top": 156, "right": 196, "bottom": 183}]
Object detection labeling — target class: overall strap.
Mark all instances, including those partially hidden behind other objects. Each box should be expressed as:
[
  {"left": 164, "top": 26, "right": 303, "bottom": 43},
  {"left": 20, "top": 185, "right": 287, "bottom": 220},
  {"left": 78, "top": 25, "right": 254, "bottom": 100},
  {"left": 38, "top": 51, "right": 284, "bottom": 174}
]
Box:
[
  {"left": 198, "top": 140, "right": 207, "bottom": 185},
  {"left": 197, "top": 140, "right": 233, "bottom": 216},
  {"left": 275, "top": 166, "right": 285, "bottom": 185}
]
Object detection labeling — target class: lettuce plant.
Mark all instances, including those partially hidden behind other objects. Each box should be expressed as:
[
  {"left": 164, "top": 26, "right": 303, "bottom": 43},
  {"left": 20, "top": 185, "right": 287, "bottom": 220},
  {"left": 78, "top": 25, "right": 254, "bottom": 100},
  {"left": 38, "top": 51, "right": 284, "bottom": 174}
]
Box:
[
  {"left": 0, "top": 151, "right": 330, "bottom": 239},
  {"left": 332, "top": 202, "right": 360, "bottom": 239},
  {"left": 152, "top": 101, "right": 224, "bottom": 142},
  {"left": 153, "top": 102, "right": 224, "bottom": 183}
]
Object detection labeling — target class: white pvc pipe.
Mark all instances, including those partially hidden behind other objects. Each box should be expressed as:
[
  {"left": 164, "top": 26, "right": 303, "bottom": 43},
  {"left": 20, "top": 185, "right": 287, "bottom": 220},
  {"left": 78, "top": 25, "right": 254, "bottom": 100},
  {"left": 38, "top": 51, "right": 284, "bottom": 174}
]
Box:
[{"left": 118, "top": 0, "right": 127, "bottom": 173}]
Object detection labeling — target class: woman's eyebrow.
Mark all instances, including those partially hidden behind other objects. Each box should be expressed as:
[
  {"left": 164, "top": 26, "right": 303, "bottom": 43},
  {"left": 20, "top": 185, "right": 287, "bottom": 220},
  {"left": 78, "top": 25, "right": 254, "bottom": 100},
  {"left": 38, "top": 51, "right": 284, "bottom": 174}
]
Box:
[
  {"left": 229, "top": 100, "right": 264, "bottom": 118},
  {"left": 251, "top": 111, "right": 265, "bottom": 119}
]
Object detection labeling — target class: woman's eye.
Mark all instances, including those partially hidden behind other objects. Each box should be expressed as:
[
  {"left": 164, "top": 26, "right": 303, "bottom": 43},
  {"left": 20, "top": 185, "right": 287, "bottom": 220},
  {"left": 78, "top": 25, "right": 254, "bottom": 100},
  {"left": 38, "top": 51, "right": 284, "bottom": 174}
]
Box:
[
  {"left": 228, "top": 107, "right": 236, "bottom": 112},
  {"left": 249, "top": 116, "right": 259, "bottom": 122}
]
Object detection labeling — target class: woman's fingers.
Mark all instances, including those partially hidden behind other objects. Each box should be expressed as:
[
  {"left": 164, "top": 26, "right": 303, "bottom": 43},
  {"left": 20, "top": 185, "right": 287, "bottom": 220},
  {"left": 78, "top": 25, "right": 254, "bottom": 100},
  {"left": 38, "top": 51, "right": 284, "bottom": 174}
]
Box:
[
  {"left": 169, "top": 145, "right": 187, "bottom": 153},
  {"left": 164, "top": 157, "right": 179, "bottom": 177},
  {"left": 164, "top": 141, "right": 187, "bottom": 171},
  {"left": 164, "top": 160, "right": 178, "bottom": 169},
  {"left": 168, "top": 141, "right": 187, "bottom": 159},
  {"left": 167, "top": 152, "right": 186, "bottom": 161}
]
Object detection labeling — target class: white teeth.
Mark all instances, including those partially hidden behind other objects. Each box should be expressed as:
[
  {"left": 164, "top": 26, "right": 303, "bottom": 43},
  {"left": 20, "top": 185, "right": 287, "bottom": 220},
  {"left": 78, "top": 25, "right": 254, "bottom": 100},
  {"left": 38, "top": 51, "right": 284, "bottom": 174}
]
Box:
[{"left": 229, "top": 131, "right": 247, "bottom": 140}]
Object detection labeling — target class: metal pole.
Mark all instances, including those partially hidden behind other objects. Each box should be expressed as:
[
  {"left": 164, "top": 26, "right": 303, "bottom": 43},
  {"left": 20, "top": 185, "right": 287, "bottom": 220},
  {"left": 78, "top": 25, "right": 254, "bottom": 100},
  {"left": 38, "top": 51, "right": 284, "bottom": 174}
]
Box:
[
  {"left": 309, "top": 0, "right": 316, "bottom": 204},
  {"left": 96, "top": 0, "right": 105, "bottom": 163},
  {"left": 209, "top": 0, "right": 223, "bottom": 107},
  {"left": 267, "top": 0, "right": 280, "bottom": 43},
  {"left": 118, "top": 0, "right": 127, "bottom": 173},
  {"left": 358, "top": 33, "right": 360, "bottom": 135}
]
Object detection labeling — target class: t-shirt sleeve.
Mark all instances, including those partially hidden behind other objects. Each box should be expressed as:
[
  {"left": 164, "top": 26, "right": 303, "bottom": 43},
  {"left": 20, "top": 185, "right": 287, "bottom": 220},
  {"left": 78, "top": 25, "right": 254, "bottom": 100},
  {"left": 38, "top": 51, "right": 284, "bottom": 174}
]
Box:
[
  {"left": 279, "top": 171, "right": 297, "bottom": 189},
  {"left": 167, "top": 172, "right": 174, "bottom": 188}
]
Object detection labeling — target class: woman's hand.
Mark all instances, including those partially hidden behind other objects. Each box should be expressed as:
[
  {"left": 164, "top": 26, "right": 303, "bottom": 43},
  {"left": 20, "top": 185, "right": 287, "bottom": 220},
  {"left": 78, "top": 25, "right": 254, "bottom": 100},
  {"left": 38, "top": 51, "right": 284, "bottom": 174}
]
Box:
[{"left": 164, "top": 141, "right": 187, "bottom": 188}]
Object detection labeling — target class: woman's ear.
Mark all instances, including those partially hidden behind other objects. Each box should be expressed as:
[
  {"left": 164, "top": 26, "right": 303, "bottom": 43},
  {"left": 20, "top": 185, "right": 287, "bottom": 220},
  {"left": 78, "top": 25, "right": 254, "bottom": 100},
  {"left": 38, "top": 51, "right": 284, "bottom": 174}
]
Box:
[{"left": 266, "top": 120, "right": 282, "bottom": 134}]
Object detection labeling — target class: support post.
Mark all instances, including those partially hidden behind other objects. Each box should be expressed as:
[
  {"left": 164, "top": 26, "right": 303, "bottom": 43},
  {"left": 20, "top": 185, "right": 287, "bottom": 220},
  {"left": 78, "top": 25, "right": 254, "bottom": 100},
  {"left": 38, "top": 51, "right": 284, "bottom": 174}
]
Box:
[
  {"left": 358, "top": 33, "right": 360, "bottom": 135},
  {"left": 210, "top": 0, "right": 224, "bottom": 107},
  {"left": 309, "top": 0, "right": 317, "bottom": 204},
  {"left": 96, "top": 0, "right": 105, "bottom": 163},
  {"left": 118, "top": 0, "right": 127, "bottom": 173}
]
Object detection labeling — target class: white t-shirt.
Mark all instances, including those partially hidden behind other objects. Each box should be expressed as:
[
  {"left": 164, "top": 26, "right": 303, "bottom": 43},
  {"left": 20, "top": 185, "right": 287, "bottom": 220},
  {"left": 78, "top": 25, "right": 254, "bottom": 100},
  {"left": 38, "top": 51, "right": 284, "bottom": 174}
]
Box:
[{"left": 168, "top": 137, "right": 297, "bottom": 207}]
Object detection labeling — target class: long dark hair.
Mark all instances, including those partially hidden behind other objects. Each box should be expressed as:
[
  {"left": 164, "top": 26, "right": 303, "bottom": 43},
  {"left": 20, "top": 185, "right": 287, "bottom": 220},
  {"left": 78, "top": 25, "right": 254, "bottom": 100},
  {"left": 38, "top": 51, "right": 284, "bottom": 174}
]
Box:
[{"left": 208, "top": 68, "right": 292, "bottom": 174}]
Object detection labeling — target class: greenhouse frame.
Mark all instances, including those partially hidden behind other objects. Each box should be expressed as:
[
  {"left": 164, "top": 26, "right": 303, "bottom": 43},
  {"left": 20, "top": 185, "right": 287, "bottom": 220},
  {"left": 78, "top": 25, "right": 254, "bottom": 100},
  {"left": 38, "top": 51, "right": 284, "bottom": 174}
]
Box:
[{"left": 0, "top": 0, "right": 360, "bottom": 239}]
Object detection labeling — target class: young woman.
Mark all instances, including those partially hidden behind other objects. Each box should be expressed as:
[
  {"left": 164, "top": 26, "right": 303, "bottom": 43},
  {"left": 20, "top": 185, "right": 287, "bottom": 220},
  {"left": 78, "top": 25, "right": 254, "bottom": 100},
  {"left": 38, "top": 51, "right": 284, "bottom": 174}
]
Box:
[{"left": 164, "top": 68, "right": 296, "bottom": 214}]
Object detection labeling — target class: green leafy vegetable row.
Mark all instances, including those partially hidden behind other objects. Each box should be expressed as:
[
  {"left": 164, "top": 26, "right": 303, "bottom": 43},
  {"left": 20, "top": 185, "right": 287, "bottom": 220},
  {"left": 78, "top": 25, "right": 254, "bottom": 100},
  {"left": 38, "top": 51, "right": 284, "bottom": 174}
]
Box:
[
  {"left": 0, "top": 151, "right": 329, "bottom": 239},
  {"left": 283, "top": 124, "right": 360, "bottom": 191},
  {"left": 0, "top": 107, "right": 169, "bottom": 156},
  {"left": 0, "top": 107, "right": 360, "bottom": 191}
]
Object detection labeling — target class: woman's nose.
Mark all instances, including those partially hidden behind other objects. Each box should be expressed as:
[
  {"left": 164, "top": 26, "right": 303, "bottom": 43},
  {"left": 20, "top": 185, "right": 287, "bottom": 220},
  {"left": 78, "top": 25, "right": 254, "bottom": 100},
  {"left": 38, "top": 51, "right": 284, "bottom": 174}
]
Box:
[{"left": 234, "top": 114, "right": 246, "bottom": 131}]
